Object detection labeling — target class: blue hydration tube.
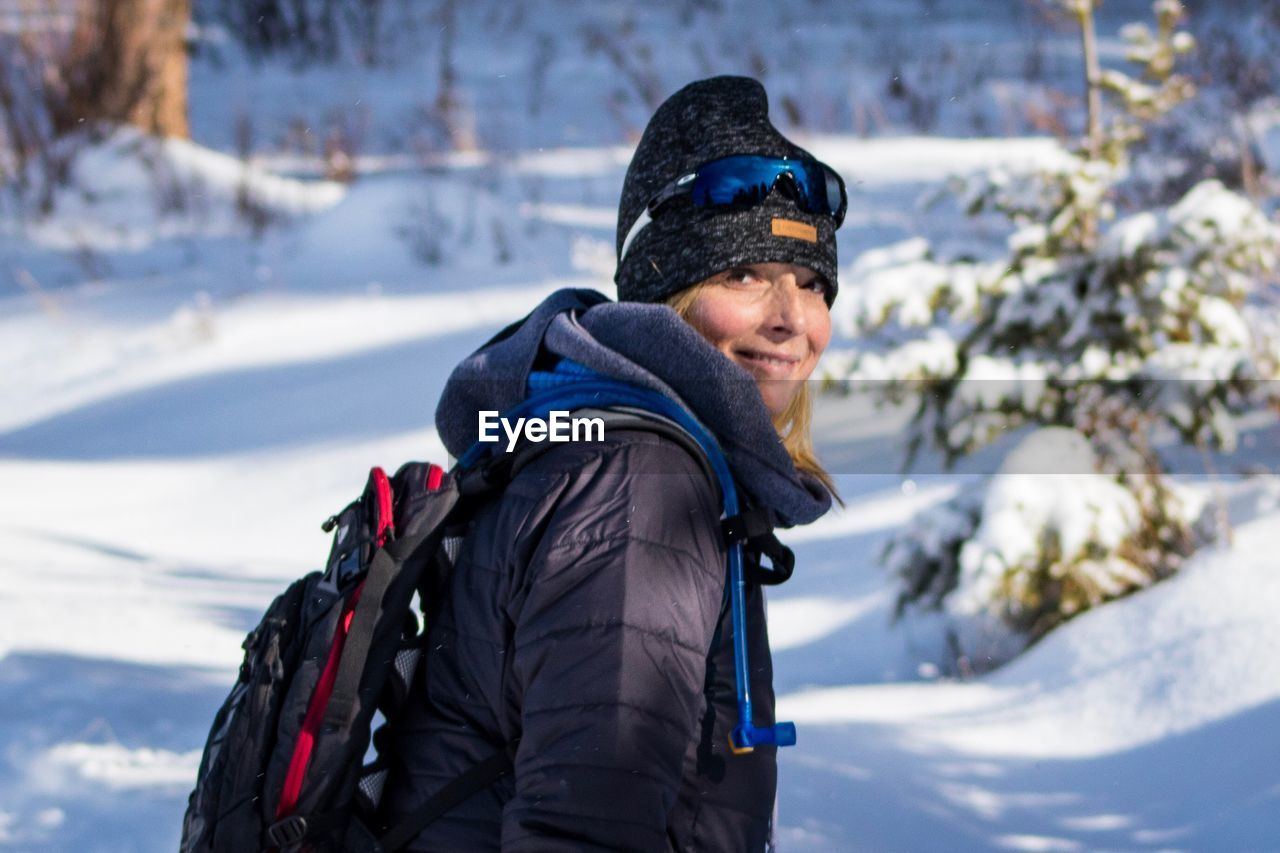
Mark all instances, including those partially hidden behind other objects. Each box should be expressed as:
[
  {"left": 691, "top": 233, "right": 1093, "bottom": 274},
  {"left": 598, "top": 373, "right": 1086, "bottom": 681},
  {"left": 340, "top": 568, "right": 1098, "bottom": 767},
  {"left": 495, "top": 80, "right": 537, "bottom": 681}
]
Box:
[{"left": 459, "top": 376, "right": 796, "bottom": 753}]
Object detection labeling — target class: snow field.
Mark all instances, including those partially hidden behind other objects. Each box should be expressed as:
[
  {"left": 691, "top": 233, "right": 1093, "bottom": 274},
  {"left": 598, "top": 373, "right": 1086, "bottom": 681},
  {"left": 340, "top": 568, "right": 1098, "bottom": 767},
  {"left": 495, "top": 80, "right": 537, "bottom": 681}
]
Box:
[{"left": 2, "top": 8, "right": 1279, "bottom": 844}]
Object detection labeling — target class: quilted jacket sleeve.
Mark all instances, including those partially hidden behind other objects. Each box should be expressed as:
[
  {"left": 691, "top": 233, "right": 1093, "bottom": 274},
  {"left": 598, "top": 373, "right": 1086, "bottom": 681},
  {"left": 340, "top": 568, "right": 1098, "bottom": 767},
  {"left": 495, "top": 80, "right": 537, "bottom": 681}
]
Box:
[{"left": 500, "top": 432, "right": 726, "bottom": 852}]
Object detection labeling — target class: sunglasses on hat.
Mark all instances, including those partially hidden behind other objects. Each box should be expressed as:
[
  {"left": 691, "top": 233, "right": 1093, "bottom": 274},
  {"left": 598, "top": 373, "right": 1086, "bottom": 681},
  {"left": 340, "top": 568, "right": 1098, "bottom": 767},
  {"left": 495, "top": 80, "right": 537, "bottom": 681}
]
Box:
[{"left": 619, "top": 154, "right": 847, "bottom": 262}]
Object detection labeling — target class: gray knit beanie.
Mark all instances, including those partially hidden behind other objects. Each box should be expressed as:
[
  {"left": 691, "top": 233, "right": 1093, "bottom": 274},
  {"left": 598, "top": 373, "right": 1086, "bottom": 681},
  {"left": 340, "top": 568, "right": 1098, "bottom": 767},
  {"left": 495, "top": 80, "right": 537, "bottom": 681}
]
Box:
[{"left": 614, "top": 76, "right": 840, "bottom": 306}]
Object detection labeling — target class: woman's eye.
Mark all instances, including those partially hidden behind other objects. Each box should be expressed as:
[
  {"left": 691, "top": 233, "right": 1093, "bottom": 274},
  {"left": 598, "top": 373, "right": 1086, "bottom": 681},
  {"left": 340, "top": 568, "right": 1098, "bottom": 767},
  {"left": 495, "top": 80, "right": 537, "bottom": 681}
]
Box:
[
  {"left": 724, "top": 268, "right": 762, "bottom": 285},
  {"left": 803, "top": 277, "right": 830, "bottom": 296}
]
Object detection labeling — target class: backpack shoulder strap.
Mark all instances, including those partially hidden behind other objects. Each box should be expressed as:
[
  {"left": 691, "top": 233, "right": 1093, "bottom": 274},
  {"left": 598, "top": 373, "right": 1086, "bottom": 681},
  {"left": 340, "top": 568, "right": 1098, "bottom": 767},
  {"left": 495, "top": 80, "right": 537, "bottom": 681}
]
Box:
[
  {"left": 461, "top": 405, "right": 720, "bottom": 498},
  {"left": 521, "top": 405, "right": 718, "bottom": 493}
]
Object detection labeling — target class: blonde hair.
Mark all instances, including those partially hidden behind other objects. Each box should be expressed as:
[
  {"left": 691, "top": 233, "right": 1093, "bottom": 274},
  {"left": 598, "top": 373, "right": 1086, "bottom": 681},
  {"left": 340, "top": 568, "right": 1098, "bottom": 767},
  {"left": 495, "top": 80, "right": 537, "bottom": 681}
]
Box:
[{"left": 665, "top": 283, "right": 842, "bottom": 504}]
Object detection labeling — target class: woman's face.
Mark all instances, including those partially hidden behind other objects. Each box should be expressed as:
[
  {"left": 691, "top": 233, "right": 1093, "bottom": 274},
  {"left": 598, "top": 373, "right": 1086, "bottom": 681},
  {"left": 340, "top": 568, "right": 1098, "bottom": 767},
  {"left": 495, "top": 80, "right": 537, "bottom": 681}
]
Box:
[{"left": 686, "top": 262, "right": 833, "bottom": 417}]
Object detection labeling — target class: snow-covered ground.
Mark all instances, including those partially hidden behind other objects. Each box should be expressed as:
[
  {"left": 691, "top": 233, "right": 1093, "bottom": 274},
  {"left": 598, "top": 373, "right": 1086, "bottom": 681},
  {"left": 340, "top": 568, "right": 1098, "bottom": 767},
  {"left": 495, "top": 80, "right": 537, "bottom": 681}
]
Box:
[{"left": 2, "top": 2, "right": 1278, "bottom": 850}]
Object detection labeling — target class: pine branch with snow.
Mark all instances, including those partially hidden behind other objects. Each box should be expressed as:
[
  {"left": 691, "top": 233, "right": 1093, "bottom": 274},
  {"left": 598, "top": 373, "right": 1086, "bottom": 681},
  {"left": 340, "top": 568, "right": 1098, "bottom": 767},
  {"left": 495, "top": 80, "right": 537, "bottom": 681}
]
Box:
[{"left": 886, "top": 429, "right": 1213, "bottom": 667}]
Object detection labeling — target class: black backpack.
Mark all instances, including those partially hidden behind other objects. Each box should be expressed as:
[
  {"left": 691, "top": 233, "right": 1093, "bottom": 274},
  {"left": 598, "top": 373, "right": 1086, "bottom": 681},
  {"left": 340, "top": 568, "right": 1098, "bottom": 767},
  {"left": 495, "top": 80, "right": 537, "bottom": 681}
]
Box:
[{"left": 179, "top": 405, "right": 758, "bottom": 853}]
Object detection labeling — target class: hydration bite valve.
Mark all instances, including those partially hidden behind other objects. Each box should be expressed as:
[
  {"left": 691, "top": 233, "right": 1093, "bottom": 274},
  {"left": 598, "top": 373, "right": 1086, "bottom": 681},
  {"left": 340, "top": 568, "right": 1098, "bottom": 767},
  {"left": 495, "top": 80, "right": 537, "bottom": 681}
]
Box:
[{"left": 729, "top": 721, "right": 797, "bottom": 755}]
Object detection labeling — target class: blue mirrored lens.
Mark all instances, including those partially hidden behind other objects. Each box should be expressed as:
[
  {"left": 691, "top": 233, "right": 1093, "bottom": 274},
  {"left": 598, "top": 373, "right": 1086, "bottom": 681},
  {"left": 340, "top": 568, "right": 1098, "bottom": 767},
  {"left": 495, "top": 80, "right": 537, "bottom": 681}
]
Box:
[
  {"left": 692, "top": 157, "right": 788, "bottom": 206},
  {"left": 796, "top": 158, "right": 847, "bottom": 224},
  {"left": 821, "top": 165, "right": 847, "bottom": 223},
  {"left": 691, "top": 156, "right": 844, "bottom": 224}
]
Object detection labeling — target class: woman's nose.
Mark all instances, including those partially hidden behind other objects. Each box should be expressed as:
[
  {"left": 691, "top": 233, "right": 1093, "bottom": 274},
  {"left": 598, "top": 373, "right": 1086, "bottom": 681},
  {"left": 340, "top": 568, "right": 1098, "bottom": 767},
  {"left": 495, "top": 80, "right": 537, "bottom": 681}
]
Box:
[{"left": 766, "top": 276, "right": 807, "bottom": 335}]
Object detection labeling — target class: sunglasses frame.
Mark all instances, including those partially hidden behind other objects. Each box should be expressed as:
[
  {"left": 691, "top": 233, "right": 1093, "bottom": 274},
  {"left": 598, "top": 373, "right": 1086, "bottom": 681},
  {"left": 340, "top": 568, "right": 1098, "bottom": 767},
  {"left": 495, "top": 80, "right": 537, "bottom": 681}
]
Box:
[
  {"left": 650, "top": 155, "right": 846, "bottom": 223},
  {"left": 620, "top": 154, "right": 847, "bottom": 264}
]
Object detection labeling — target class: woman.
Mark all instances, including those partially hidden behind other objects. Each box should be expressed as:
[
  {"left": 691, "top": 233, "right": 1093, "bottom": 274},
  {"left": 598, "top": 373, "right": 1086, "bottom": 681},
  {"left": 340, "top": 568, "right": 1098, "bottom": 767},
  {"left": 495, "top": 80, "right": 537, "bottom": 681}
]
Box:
[{"left": 381, "top": 75, "right": 844, "bottom": 851}]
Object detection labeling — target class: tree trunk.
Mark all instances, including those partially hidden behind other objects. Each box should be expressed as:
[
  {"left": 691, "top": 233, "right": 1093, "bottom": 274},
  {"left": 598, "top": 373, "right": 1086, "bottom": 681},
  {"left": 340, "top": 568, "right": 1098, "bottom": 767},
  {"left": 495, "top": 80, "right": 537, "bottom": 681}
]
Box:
[
  {"left": 66, "top": 0, "right": 191, "bottom": 139},
  {"left": 132, "top": 0, "right": 190, "bottom": 138},
  {"left": 1077, "top": 2, "right": 1103, "bottom": 162},
  {"left": 1075, "top": 0, "right": 1102, "bottom": 248}
]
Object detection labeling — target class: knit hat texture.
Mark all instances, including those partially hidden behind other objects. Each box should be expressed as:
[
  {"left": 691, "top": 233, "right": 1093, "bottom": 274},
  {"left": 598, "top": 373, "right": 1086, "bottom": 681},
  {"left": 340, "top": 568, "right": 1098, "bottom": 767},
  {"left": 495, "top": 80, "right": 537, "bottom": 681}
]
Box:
[{"left": 614, "top": 75, "right": 839, "bottom": 305}]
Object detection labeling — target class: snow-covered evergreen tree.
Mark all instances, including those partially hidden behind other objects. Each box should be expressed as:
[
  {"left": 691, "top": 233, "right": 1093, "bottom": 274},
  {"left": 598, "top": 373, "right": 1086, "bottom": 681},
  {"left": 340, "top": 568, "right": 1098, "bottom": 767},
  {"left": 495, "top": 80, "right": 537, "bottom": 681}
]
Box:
[
  {"left": 831, "top": 0, "right": 1280, "bottom": 659},
  {"left": 882, "top": 428, "right": 1214, "bottom": 647}
]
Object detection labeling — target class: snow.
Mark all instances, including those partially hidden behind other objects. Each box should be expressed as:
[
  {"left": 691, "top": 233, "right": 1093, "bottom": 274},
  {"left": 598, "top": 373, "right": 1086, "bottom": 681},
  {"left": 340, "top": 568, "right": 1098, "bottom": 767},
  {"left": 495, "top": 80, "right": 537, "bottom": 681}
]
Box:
[
  {"left": 1099, "top": 209, "right": 1160, "bottom": 260},
  {"left": 0, "top": 281, "right": 571, "bottom": 437},
  {"left": 951, "top": 429, "right": 1142, "bottom": 616},
  {"left": 806, "top": 136, "right": 1065, "bottom": 187},
  {"left": 2, "top": 1, "right": 1279, "bottom": 850},
  {"left": 776, "top": 514, "right": 1280, "bottom": 850},
  {"left": 6, "top": 127, "right": 347, "bottom": 252},
  {"left": 38, "top": 743, "right": 202, "bottom": 792},
  {"left": 790, "top": 511, "right": 1280, "bottom": 760}
]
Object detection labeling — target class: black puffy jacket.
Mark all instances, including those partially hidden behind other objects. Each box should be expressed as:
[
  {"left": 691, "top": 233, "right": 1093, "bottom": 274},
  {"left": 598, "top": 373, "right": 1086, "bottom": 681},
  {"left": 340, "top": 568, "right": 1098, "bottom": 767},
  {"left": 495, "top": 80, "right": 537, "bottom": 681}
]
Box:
[
  {"left": 380, "top": 289, "right": 831, "bottom": 851},
  {"left": 381, "top": 428, "right": 780, "bottom": 850}
]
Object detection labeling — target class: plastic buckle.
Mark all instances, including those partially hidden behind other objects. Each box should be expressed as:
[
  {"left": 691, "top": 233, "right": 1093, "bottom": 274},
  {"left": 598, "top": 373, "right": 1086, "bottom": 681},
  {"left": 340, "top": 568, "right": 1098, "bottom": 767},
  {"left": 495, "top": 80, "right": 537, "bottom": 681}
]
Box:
[{"left": 266, "top": 814, "right": 309, "bottom": 848}]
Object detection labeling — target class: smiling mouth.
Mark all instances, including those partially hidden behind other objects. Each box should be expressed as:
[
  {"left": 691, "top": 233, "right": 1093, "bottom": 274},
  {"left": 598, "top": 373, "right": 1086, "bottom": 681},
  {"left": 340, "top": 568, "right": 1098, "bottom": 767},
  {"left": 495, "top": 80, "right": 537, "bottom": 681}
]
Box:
[{"left": 736, "top": 349, "right": 802, "bottom": 376}]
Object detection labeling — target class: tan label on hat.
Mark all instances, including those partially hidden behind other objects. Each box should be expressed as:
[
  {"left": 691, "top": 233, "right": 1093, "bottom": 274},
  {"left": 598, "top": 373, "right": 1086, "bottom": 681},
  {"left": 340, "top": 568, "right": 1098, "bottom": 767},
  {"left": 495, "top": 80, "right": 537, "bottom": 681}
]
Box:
[{"left": 771, "top": 218, "right": 817, "bottom": 243}]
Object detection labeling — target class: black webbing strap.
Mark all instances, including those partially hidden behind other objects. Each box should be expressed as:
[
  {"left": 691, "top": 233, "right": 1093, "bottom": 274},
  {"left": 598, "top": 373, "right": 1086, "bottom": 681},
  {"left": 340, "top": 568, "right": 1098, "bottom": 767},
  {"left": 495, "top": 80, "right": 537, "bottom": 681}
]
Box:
[
  {"left": 746, "top": 533, "right": 796, "bottom": 585},
  {"left": 721, "top": 508, "right": 796, "bottom": 585},
  {"left": 378, "top": 740, "right": 519, "bottom": 852}
]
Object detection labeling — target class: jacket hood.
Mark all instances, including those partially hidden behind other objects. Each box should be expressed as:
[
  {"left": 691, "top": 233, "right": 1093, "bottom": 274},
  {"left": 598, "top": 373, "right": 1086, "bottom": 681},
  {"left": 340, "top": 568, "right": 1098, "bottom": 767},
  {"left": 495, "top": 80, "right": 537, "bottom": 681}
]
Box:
[{"left": 435, "top": 288, "right": 832, "bottom": 528}]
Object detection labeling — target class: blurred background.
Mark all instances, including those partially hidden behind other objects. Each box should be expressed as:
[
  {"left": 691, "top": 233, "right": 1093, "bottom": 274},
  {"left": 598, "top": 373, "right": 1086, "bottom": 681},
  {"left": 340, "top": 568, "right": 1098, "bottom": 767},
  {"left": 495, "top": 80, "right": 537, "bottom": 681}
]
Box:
[{"left": 1, "top": 1, "right": 1278, "bottom": 850}]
